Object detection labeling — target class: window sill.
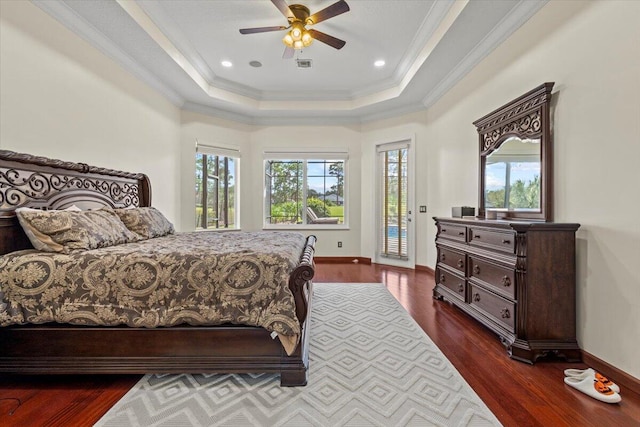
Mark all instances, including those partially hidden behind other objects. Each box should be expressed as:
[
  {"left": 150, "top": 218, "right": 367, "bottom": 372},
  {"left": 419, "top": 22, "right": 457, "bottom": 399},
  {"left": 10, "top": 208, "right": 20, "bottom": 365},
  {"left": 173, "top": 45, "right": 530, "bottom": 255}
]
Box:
[
  {"left": 194, "top": 228, "right": 241, "bottom": 233},
  {"left": 263, "top": 224, "right": 350, "bottom": 231}
]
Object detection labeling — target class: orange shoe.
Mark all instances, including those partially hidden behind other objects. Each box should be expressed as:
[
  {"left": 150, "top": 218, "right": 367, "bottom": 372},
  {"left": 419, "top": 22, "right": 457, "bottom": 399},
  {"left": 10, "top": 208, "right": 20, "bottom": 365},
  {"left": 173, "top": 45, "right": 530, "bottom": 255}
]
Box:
[
  {"left": 564, "top": 368, "right": 620, "bottom": 393},
  {"left": 564, "top": 375, "right": 621, "bottom": 403}
]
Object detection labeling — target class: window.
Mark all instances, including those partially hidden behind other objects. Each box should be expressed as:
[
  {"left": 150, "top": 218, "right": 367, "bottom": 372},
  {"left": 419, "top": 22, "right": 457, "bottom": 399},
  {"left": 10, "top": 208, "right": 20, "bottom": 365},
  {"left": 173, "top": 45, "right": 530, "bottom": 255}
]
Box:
[
  {"left": 484, "top": 137, "right": 540, "bottom": 210},
  {"left": 264, "top": 152, "right": 346, "bottom": 226},
  {"left": 195, "top": 143, "right": 240, "bottom": 230}
]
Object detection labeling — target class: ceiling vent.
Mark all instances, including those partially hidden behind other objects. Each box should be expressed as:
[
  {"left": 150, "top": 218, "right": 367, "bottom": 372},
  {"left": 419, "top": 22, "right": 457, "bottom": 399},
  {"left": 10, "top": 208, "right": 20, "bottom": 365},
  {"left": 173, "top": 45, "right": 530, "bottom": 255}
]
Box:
[{"left": 296, "top": 59, "right": 312, "bottom": 69}]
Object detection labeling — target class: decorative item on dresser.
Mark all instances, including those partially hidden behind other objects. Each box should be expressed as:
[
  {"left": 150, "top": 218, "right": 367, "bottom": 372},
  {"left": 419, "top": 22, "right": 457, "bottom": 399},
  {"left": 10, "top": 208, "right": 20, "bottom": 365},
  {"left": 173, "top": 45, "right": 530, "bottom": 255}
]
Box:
[
  {"left": 433, "top": 217, "right": 580, "bottom": 363},
  {"left": 433, "top": 83, "right": 581, "bottom": 363}
]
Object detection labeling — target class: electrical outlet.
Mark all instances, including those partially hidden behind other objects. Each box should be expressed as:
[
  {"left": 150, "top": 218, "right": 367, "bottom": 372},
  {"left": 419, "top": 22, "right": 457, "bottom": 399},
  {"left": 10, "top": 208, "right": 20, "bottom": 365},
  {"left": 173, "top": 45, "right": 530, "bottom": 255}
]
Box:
[
  {"left": 337, "top": 241, "right": 342, "bottom": 248},
  {"left": 419, "top": 205, "right": 427, "bottom": 213}
]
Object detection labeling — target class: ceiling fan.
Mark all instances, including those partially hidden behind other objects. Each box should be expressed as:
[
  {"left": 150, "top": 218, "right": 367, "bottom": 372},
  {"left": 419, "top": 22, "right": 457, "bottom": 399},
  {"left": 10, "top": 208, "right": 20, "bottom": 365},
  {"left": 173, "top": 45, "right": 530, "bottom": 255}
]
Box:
[{"left": 239, "top": 0, "right": 350, "bottom": 58}]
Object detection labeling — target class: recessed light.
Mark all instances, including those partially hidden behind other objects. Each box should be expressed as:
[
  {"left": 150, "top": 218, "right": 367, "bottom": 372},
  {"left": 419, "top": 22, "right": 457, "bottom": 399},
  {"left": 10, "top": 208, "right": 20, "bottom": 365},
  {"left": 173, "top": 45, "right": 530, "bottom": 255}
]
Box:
[
  {"left": 374, "top": 60, "right": 386, "bottom": 67},
  {"left": 221, "top": 60, "right": 233, "bottom": 68}
]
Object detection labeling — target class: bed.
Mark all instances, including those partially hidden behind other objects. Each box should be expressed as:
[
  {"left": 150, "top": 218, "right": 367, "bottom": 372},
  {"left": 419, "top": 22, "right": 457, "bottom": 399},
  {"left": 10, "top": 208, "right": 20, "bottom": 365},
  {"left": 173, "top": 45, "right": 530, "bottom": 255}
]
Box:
[{"left": 0, "top": 150, "right": 316, "bottom": 386}]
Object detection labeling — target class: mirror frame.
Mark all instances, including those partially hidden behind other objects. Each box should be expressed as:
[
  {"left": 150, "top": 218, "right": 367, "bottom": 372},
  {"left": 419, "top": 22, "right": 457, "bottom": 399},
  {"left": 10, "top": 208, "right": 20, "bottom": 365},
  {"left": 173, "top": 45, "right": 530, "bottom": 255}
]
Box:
[{"left": 474, "top": 82, "right": 554, "bottom": 222}]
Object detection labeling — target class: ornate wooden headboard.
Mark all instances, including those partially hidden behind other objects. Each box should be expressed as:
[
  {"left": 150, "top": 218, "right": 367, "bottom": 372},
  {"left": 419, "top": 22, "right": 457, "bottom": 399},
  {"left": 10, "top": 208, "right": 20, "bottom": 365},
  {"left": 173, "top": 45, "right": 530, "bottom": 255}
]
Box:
[{"left": 0, "top": 150, "right": 151, "bottom": 255}]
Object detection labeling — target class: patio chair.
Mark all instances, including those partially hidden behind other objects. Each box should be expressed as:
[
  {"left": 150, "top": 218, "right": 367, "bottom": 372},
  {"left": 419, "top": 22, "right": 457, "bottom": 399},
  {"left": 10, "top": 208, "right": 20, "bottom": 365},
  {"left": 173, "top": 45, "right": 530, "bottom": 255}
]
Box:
[{"left": 307, "top": 207, "right": 339, "bottom": 224}]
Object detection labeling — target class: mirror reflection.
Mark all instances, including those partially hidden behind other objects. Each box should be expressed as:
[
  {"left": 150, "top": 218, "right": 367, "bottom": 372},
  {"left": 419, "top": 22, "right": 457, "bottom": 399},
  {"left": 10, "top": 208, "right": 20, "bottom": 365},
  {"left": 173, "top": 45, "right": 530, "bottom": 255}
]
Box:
[{"left": 485, "top": 137, "right": 540, "bottom": 211}]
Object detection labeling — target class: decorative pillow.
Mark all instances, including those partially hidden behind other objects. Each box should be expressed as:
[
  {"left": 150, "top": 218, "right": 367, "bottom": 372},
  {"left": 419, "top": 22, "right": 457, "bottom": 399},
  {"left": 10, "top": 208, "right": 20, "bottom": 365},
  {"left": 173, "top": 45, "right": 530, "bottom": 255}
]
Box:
[
  {"left": 114, "top": 207, "right": 174, "bottom": 239},
  {"left": 15, "top": 208, "right": 141, "bottom": 253}
]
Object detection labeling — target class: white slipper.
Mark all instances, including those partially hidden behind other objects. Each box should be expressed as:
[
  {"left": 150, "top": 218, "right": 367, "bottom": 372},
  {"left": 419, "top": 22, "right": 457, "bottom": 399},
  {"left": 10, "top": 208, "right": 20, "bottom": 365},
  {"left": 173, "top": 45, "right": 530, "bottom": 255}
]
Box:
[
  {"left": 564, "top": 376, "right": 621, "bottom": 403},
  {"left": 564, "top": 368, "right": 620, "bottom": 393}
]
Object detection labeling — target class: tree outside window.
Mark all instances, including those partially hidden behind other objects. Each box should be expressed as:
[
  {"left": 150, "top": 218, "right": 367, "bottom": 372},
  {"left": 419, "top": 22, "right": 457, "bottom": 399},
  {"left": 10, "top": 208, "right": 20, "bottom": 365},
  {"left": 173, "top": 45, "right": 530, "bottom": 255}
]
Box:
[
  {"left": 195, "top": 153, "right": 237, "bottom": 229},
  {"left": 485, "top": 161, "right": 540, "bottom": 210}
]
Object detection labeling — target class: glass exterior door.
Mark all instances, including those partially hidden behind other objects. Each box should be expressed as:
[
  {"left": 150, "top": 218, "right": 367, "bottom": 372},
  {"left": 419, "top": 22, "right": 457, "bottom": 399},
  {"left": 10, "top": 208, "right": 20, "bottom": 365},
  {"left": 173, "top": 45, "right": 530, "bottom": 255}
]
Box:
[{"left": 377, "top": 141, "right": 413, "bottom": 267}]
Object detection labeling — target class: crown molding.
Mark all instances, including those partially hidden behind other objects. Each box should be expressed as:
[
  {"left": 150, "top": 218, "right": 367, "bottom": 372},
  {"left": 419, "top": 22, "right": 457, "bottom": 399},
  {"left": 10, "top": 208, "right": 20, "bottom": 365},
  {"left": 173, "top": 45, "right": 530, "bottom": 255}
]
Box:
[{"left": 422, "top": 0, "right": 548, "bottom": 108}]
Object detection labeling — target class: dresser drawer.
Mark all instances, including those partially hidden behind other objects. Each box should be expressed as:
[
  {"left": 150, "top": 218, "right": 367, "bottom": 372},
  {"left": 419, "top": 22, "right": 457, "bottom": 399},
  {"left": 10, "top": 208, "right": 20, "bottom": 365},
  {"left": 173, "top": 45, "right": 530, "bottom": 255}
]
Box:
[
  {"left": 469, "top": 284, "right": 515, "bottom": 332},
  {"left": 438, "top": 246, "right": 466, "bottom": 274},
  {"left": 436, "top": 268, "right": 466, "bottom": 302},
  {"left": 468, "top": 256, "right": 516, "bottom": 299},
  {"left": 469, "top": 227, "right": 515, "bottom": 253},
  {"left": 438, "top": 223, "right": 467, "bottom": 242}
]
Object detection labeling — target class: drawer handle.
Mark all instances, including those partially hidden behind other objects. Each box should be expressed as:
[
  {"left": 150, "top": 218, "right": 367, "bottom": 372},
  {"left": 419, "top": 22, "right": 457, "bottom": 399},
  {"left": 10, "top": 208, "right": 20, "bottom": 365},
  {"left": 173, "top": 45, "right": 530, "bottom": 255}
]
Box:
[
  {"left": 441, "top": 228, "right": 447, "bottom": 232},
  {"left": 458, "top": 231, "right": 465, "bottom": 236},
  {"left": 440, "top": 274, "right": 446, "bottom": 283},
  {"left": 501, "top": 308, "right": 511, "bottom": 319},
  {"left": 473, "top": 293, "right": 481, "bottom": 302},
  {"left": 473, "top": 265, "right": 481, "bottom": 274},
  {"left": 457, "top": 259, "right": 464, "bottom": 268},
  {"left": 502, "top": 275, "right": 511, "bottom": 287},
  {"left": 502, "top": 239, "right": 511, "bottom": 244},
  {"left": 457, "top": 284, "right": 464, "bottom": 293},
  {"left": 440, "top": 253, "right": 446, "bottom": 261},
  {"left": 474, "top": 235, "right": 480, "bottom": 239}
]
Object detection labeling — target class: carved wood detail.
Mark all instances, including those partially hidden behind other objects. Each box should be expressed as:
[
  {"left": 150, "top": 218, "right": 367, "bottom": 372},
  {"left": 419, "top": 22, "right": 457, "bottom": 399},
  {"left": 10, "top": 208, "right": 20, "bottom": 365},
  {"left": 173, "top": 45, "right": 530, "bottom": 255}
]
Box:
[
  {"left": 0, "top": 169, "right": 141, "bottom": 210},
  {"left": 481, "top": 111, "right": 542, "bottom": 153},
  {"left": 289, "top": 235, "right": 316, "bottom": 324},
  {"left": 0, "top": 150, "right": 144, "bottom": 180},
  {"left": 474, "top": 83, "right": 555, "bottom": 221},
  {"left": 474, "top": 84, "right": 552, "bottom": 154},
  {"left": 0, "top": 150, "right": 149, "bottom": 215}
]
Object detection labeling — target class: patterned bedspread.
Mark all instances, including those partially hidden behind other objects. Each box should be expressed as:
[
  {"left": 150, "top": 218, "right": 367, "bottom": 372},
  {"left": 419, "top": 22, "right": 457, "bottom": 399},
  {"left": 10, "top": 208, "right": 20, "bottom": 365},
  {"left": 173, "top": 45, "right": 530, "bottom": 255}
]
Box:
[{"left": 0, "top": 231, "right": 307, "bottom": 355}]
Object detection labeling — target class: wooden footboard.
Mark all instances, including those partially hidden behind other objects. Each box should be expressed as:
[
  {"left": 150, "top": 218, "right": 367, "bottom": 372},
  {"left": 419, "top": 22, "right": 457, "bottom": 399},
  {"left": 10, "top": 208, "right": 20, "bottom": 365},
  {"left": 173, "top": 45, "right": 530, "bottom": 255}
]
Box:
[{"left": 0, "top": 235, "right": 316, "bottom": 386}]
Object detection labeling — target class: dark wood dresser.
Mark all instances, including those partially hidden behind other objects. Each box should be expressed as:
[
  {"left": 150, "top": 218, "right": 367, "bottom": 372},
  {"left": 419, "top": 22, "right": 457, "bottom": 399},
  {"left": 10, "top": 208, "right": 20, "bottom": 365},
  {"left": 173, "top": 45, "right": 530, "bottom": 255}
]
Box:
[{"left": 433, "top": 217, "right": 581, "bottom": 363}]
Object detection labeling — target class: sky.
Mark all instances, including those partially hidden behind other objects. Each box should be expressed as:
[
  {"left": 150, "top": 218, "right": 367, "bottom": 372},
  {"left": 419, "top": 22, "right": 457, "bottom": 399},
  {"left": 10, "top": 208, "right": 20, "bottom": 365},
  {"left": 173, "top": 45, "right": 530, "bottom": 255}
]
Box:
[{"left": 486, "top": 161, "right": 539, "bottom": 191}]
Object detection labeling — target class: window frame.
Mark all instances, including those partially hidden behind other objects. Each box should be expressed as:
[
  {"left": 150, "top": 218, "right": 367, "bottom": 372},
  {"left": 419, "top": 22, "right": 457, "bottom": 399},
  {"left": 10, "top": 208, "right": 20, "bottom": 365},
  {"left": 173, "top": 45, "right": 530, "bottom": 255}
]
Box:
[
  {"left": 195, "top": 142, "right": 241, "bottom": 231},
  {"left": 263, "top": 151, "right": 348, "bottom": 230}
]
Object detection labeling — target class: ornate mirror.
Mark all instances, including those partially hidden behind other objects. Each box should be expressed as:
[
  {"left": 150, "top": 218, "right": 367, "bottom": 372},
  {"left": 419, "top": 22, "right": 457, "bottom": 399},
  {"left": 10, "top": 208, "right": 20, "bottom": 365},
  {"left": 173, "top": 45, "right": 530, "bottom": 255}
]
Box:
[{"left": 474, "top": 83, "right": 554, "bottom": 221}]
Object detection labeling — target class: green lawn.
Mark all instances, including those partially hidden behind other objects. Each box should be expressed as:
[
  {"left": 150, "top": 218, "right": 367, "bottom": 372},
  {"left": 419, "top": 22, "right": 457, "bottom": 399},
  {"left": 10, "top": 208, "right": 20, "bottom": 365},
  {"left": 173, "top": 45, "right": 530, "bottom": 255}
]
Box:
[{"left": 327, "top": 205, "right": 344, "bottom": 218}]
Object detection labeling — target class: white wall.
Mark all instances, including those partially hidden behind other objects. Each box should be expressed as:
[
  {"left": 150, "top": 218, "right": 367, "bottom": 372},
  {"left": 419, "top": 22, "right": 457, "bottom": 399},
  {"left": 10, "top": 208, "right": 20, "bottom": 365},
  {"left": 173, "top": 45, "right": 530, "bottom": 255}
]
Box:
[
  {"left": 365, "top": 0, "right": 639, "bottom": 378},
  {"left": 0, "top": 1, "right": 182, "bottom": 222}
]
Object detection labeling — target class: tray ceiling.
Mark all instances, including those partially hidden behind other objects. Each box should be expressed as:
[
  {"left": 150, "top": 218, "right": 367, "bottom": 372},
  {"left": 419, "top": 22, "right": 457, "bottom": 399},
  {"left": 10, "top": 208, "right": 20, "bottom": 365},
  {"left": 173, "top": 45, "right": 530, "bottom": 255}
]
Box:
[{"left": 33, "top": 0, "right": 547, "bottom": 125}]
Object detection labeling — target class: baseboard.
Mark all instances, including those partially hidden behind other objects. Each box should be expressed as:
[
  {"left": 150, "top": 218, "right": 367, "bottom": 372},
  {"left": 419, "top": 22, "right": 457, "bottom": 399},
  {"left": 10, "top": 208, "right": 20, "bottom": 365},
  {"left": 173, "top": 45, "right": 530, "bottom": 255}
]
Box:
[
  {"left": 316, "top": 258, "right": 432, "bottom": 271},
  {"left": 581, "top": 350, "right": 640, "bottom": 395},
  {"left": 415, "top": 264, "right": 435, "bottom": 275},
  {"left": 315, "top": 257, "right": 372, "bottom": 265}
]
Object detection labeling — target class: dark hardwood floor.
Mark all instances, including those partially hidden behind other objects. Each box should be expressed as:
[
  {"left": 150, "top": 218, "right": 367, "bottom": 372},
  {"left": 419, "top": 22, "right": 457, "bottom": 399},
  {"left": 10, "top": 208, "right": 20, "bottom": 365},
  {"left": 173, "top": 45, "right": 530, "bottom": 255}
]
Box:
[{"left": 1, "top": 262, "right": 638, "bottom": 426}]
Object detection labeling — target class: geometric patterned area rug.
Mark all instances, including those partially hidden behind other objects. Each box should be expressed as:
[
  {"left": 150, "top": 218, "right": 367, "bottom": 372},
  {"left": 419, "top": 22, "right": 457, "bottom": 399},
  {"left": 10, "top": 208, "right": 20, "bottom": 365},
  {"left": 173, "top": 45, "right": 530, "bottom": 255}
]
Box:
[{"left": 95, "top": 283, "right": 501, "bottom": 427}]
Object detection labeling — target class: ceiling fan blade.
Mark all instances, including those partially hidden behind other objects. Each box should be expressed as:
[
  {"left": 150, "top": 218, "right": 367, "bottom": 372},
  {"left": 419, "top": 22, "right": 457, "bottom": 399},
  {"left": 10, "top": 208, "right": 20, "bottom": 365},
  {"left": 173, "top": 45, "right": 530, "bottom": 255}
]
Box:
[
  {"left": 282, "top": 46, "right": 294, "bottom": 59},
  {"left": 271, "top": 0, "right": 295, "bottom": 20},
  {"left": 239, "top": 26, "right": 288, "bottom": 34},
  {"left": 308, "top": 29, "right": 346, "bottom": 50},
  {"left": 308, "top": 0, "right": 350, "bottom": 25}
]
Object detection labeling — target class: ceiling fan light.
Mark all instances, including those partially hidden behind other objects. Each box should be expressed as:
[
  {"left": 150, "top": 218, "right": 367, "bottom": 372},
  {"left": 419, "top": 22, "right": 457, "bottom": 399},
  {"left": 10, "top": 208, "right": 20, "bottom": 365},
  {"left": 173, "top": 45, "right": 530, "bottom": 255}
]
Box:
[
  {"left": 283, "top": 33, "right": 294, "bottom": 47},
  {"left": 302, "top": 31, "right": 313, "bottom": 46},
  {"left": 293, "top": 40, "right": 304, "bottom": 49},
  {"left": 291, "top": 22, "right": 304, "bottom": 41}
]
